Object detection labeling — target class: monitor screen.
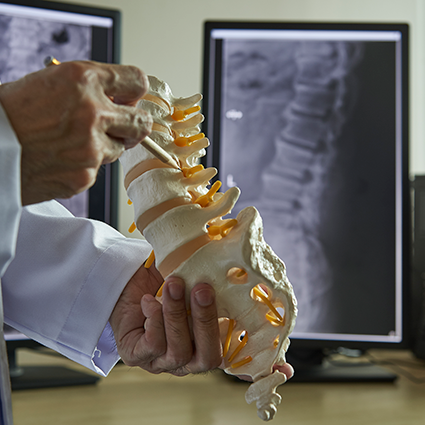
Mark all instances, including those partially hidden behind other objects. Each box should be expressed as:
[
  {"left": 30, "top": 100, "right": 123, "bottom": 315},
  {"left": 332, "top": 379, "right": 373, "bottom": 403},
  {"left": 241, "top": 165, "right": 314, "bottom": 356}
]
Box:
[
  {"left": 202, "top": 21, "right": 410, "bottom": 351},
  {"left": 0, "top": 0, "right": 120, "bottom": 225},
  {"left": 0, "top": 0, "right": 121, "bottom": 358}
]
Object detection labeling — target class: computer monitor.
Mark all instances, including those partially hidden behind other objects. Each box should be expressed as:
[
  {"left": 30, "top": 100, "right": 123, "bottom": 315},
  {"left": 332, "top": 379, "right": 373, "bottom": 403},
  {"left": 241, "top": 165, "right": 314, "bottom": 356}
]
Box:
[
  {"left": 0, "top": 0, "right": 121, "bottom": 389},
  {"left": 203, "top": 21, "right": 410, "bottom": 381}
]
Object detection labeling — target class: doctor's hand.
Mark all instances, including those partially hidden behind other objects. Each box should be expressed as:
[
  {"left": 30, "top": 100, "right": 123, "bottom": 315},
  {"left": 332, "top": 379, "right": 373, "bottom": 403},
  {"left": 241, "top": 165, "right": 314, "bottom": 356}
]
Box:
[
  {"left": 0, "top": 60, "right": 152, "bottom": 205},
  {"left": 110, "top": 266, "right": 222, "bottom": 376}
]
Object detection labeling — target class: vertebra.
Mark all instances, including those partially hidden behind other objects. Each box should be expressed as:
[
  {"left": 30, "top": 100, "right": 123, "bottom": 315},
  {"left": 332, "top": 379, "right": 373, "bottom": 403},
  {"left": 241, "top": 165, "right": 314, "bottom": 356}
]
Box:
[{"left": 120, "top": 76, "right": 297, "bottom": 421}]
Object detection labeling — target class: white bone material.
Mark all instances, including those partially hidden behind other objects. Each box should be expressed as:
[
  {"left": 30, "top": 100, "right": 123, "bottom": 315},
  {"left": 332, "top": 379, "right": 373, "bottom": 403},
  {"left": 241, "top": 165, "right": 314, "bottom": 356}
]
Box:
[{"left": 120, "top": 76, "right": 298, "bottom": 421}]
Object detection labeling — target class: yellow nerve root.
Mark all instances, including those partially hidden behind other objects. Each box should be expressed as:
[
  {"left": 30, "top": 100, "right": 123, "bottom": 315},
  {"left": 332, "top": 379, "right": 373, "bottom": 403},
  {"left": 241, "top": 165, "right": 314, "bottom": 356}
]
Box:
[
  {"left": 127, "top": 199, "right": 133, "bottom": 205},
  {"left": 195, "top": 181, "right": 221, "bottom": 207},
  {"left": 253, "top": 287, "right": 285, "bottom": 326},
  {"left": 144, "top": 250, "right": 155, "bottom": 268},
  {"left": 156, "top": 281, "right": 165, "bottom": 297},
  {"left": 128, "top": 222, "right": 137, "bottom": 233},
  {"left": 231, "top": 356, "right": 252, "bottom": 369},
  {"left": 223, "top": 319, "right": 235, "bottom": 357},
  {"left": 182, "top": 164, "right": 204, "bottom": 178},
  {"left": 228, "top": 331, "right": 249, "bottom": 363},
  {"left": 174, "top": 133, "right": 205, "bottom": 147},
  {"left": 172, "top": 105, "right": 201, "bottom": 121},
  {"left": 208, "top": 219, "right": 238, "bottom": 238}
]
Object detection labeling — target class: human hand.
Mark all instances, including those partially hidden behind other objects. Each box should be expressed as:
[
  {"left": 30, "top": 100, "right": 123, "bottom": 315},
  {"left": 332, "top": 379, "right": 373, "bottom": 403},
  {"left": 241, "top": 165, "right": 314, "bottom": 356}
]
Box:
[
  {"left": 110, "top": 268, "right": 222, "bottom": 376},
  {"left": 0, "top": 61, "right": 152, "bottom": 205},
  {"left": 110, "top": 265, "right": 293, "bottom": 380}
]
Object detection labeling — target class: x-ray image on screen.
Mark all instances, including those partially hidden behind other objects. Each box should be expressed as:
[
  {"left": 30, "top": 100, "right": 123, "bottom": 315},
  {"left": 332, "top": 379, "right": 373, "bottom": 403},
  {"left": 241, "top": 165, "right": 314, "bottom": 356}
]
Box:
[
  {"left": 219, "top": 38, "right": 398, "bottom": 336},
  {"left": 0, "top": 15, "right": 91, "bottom": 82}
]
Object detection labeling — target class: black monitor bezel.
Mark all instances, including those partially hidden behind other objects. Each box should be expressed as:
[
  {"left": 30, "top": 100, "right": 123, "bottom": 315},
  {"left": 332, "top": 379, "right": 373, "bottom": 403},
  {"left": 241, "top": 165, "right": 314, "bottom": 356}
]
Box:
[{"left": 202, "top": 20, "right": 411, "bottom": 351}]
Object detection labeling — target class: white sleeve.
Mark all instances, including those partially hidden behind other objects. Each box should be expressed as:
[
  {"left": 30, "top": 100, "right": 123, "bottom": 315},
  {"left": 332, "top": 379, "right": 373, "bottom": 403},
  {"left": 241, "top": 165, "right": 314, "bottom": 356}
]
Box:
[
  {"left": 2, "top": 200, "right": 151, "bottom": 377},
  {"left": 0, "top": 103, "right": 22, "bottom": 278}
]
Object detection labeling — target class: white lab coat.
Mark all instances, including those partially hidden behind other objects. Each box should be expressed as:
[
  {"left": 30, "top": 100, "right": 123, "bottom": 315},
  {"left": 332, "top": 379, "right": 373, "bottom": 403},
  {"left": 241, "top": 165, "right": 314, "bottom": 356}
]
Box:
[
  {"left": 0, "top": 102, "right": 150, "bottom": 422},
  {"left": 2, "top": 201, "right": 150, "bottom": 375}
]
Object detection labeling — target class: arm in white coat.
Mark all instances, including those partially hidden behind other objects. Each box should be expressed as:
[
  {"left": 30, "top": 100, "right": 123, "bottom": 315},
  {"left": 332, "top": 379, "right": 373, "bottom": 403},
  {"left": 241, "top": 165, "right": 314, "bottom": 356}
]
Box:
[
  {"left": 2, "top": 200, "right": 151, "bottom": 376},
  {"left": 0, "top": 104, "right": 21, "bottom": 278}
]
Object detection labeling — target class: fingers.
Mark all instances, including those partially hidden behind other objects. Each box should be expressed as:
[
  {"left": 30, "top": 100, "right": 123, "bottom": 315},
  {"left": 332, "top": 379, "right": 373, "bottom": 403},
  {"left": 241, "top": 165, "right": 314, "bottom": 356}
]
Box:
[
  {"left": 95, "top": 62, "right": 150, "bottom": 105},
  {"left": 104, "top": 105, "right": 153, "bottom": 152},
  {"left": 138, "top": 278, "right": 191, "bottom": 374},
  {"left": 92, "top": 63, "right": 153, "bottom": 152},
  {"left": 0, "top": 60, "right": 153, "bottom": 203},
  {"left": 139, "top": 295, "right": 166, "bottom": 363},
  {"left": 156, "top": 277, "right": 193, "bottom": 373},
  {"left": 140, "top": 278, "right": 222, "bottom": 376},
  {"left": 188, "top": 283, "right": 222, "bottom": 373}
]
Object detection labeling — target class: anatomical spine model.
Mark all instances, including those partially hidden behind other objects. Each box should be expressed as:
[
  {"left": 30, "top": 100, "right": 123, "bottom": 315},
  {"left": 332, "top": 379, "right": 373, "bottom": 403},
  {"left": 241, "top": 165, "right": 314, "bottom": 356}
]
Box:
[{"left": 119, "top": 76, "right": 297, "bottom": 421}]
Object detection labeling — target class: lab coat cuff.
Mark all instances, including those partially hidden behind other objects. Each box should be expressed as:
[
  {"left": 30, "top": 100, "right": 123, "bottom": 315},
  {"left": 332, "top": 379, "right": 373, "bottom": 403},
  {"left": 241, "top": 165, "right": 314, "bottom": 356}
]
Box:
[{"left": 57, "top": 237, "right": 151, "bottom": 375}]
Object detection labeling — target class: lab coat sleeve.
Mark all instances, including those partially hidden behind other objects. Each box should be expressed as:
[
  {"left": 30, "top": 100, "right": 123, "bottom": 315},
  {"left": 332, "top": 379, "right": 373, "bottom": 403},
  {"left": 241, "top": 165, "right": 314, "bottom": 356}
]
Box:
[
  {"left": 0, "top": 104, "right": 22, "bottom": 279},
  {"left": 2, "top": 200, "right": 151, "bottom": 377}
]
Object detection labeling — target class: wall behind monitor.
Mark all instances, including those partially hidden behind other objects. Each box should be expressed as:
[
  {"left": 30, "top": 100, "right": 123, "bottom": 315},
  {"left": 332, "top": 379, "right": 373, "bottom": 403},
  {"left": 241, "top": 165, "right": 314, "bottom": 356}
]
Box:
[{"left": 49, "top": 0, "right": 425, "bottom": 237}]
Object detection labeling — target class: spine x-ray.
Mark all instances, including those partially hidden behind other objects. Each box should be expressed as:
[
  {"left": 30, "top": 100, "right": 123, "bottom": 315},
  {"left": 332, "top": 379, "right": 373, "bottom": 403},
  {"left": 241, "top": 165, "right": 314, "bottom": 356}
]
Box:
[{"left": 219, "top": 39, "right": 398, "bottom": 336}]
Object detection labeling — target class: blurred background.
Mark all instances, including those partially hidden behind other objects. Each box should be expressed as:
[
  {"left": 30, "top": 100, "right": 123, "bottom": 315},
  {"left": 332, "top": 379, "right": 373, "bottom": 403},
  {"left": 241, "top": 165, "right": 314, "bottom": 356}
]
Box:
[{"left": 50, "top": 0, "right": 425, "bottom": 237}]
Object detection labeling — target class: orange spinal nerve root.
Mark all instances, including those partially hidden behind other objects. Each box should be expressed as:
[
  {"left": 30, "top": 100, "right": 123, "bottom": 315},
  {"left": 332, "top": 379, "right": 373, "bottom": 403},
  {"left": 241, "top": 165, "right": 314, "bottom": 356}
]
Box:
[
  {"left": 253, "top": 286, "right": 285, "bottom": 326},
  {"left": 208, "top": 219, "right": 238, "bottom": 238},
  {"left": 156, "top": 281, "right": 165, "bottom": 297},
  {"left": 231, "top": 356, "right": 253, "bottom": 369},
  {"left": 174, "top": 133, "right": 205, "bottom": 147},
  {"left": 172, "top": 106, "right": 201, "bottom": 121},
  {"left": 144, "top": 250, "right": 155, "bottom": 268},
  {"left": 182, "top": 164, "right": 204, "bottom": 178},
  {"left": 228, "top": 331, "right": 249, "bottom": 363},
  {"left": 223, "top": 319, "right": 235, "bottom": 357},
  {"left": 195, "top": 181, "right": 222, "bottom": 207}
]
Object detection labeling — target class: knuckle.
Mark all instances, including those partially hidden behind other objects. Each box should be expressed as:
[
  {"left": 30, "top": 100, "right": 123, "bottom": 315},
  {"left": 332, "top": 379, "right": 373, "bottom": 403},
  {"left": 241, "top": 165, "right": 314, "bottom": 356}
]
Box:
[
  {"left": 165, "top": 310, "right": 189, "bottom": 329},
  {"left": 195, "top": 309, "right": 219, "bottom": 329},
  {"left": 69, "top": 99, "right": 99, "bottom": 140},
  {"left": 79, "top": 98, "right": 98, "bottom": 125},
  {"left": 165, "top": 317, "right": 188, "bottom": 337},
  {"left": 60, "top": 61, "right": 92, "bottom": 85},
  {"left": 127, "top": 110, "right": 153, "bottom": 141},
  {"left": 136, "top": 110, "right": 153, "bottom": 130},
  {"left": 141, "top": 346, "right": 167, "bottom": 366},
  {"left": 128, "top": 66, "right": 149, "bottom": 97},
  {"left": 170, "top": 351, "right": 192, "bottom": 369},
  {"left": 152, "top": 344, "right": 167, "bottom": 359}
]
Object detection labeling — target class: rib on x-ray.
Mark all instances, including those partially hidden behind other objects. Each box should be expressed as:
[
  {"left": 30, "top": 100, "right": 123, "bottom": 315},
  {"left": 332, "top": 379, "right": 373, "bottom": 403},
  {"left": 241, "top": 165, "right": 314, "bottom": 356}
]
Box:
[{"left": 220, "top": 40, "right": 365, "bottom": 332}]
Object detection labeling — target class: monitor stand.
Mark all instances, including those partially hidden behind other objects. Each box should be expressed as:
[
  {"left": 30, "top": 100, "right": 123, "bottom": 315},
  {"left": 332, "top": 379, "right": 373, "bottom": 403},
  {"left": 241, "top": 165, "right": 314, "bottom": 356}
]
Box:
[
  {"left": 286, "top": 348, "right": 397, "bottom": 383},
  {"left": 8, "top": 347, "right": 100, "bottom": 391}
]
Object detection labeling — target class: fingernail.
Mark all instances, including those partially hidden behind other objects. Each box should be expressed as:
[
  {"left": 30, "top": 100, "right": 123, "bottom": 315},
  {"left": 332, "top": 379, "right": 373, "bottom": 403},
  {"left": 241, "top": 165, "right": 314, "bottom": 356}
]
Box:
[
  {"left": 194, "top": 287, "right": 214, "bottom": 307},
  {"left": 168, "top": 280, "right": 185, "bottom": 301}
]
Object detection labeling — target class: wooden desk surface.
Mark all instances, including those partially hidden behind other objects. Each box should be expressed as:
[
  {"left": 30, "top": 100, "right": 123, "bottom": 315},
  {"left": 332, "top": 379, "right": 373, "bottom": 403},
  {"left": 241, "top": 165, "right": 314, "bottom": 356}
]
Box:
[{"left": 11, "top": 349, "right": 425, "bottom": 425}]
